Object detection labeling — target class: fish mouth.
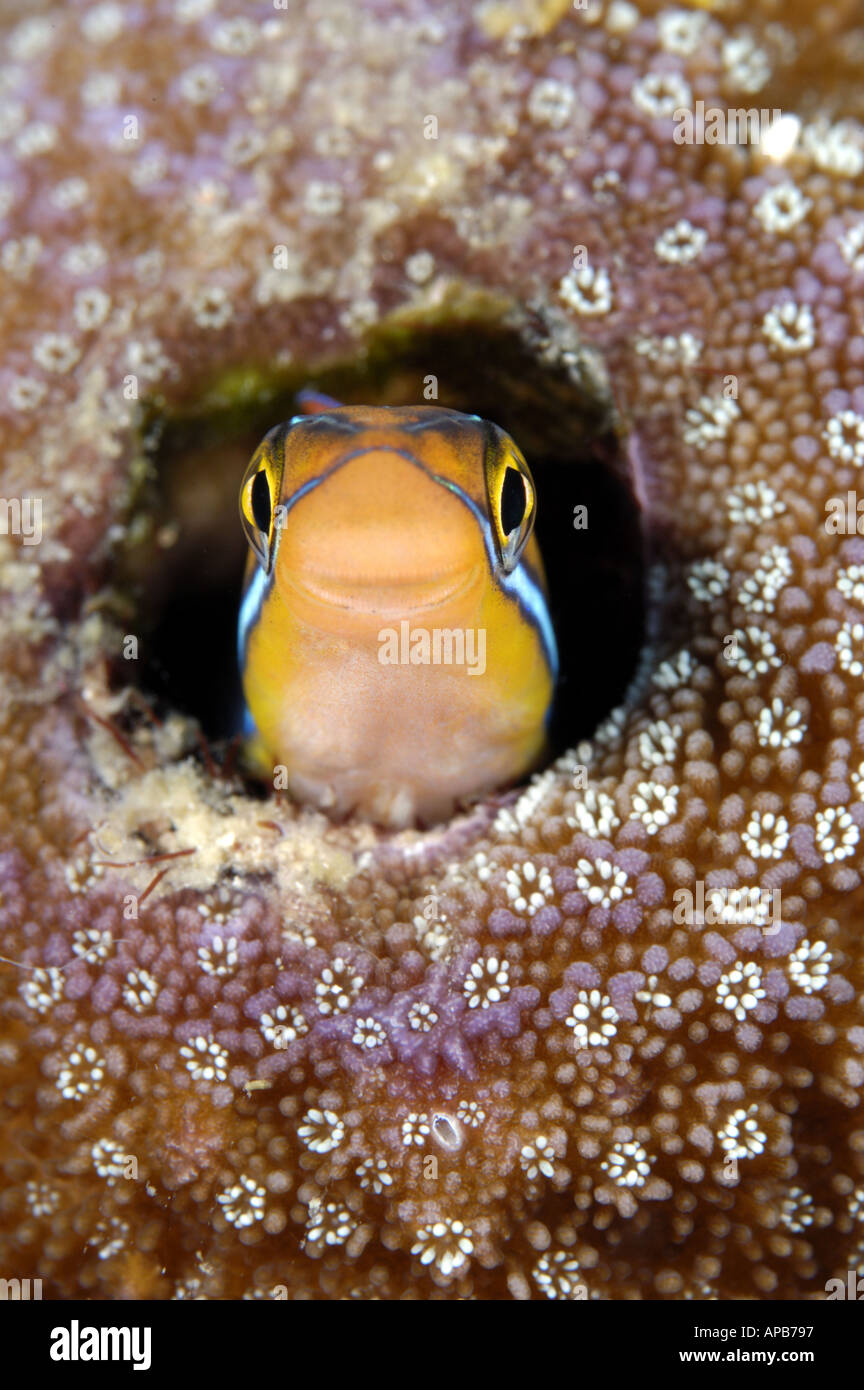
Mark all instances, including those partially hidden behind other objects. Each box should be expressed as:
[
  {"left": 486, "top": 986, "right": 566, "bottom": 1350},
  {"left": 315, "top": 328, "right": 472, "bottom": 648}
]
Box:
[{"left": 287, "top": 565, "right": 481, "bottom": 615}]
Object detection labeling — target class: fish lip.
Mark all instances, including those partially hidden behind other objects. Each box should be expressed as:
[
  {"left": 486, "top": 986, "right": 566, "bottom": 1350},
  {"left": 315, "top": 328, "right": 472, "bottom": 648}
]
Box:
[{"left": 285, "top": 565, "right": 482, "bottom": 614}]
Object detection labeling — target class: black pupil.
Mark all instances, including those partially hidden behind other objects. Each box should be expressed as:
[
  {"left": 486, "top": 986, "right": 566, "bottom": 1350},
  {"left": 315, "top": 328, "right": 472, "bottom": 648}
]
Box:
[
  {"left": 251, "top": 469, "right": 271, "bottom": 534},
  {"left": 501, "top": 466, "right": 526, "bottom": 536}
]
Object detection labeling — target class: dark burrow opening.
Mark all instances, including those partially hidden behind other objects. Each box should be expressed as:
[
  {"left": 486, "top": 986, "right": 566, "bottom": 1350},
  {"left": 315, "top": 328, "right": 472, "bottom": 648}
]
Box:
[{"left": 114, "top": 314, "right": 645, "bottom": 788}]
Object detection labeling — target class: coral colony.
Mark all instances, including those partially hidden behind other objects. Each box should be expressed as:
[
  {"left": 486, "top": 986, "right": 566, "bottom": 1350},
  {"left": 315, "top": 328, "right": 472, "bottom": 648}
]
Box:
[{"left": 1, "top": 0, "right": 864, "bottom": 1302}]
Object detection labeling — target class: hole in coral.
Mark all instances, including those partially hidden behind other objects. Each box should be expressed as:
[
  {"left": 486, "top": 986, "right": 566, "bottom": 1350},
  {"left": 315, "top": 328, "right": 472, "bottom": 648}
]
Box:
[
  {"left": 116, "top": 413, "right": 252, "bottom": 743},
  {"left": 112, "top": 313, "right": 644, "bottom": 788}
]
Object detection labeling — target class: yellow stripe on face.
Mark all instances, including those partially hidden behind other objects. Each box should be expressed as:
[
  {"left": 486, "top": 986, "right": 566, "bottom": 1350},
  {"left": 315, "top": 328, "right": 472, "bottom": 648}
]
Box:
[{"left": 238, "top": 404, "right": 556, "bottom": 827}]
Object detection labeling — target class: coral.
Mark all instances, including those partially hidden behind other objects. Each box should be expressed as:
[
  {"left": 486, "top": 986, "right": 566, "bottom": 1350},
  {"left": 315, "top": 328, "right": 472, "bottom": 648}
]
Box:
[{"left": 1, "top": 0, "right": 864, "bottom": 1300}]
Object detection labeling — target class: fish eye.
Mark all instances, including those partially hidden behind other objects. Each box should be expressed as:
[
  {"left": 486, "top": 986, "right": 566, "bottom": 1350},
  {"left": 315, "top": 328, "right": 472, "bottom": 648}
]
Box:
[
  {"left": 500, "top": 465, "right": 527, "bottom": 537},
  {"left": 239, "top": 425, "right": 287, "bottom": 572},
  {"left": 484, "top": 429, "right": 537, "bottom": 573},
  {"left": 250, "top": 468, "right": 271, "bottom": 534}
]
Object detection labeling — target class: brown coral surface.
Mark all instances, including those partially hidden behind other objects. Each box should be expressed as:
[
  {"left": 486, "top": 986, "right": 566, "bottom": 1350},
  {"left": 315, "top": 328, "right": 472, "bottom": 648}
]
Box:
[{"left": 1, "top": 0, "right": 864, "bottom": 1300}]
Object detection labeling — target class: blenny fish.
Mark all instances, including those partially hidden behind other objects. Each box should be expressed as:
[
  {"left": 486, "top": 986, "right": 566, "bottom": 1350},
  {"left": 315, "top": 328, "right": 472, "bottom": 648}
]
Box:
[{"left": 237, "top": 391, "right": 557, "bottom": 826}]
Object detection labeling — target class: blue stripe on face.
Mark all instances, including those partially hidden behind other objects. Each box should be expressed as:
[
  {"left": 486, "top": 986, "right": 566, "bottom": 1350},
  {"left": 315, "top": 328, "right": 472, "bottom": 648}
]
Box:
[
  {"left": 437, "top": 479, "right": 558, "bottom": 680},
  {"left": 502, "top": 560, "right": 559, "bottom": 682},
  {"left": 271, "top": 444, "right": 440, "bottom": 525},
  {"left": 237, "top": 561, "right": 270, "bottom": 669}
]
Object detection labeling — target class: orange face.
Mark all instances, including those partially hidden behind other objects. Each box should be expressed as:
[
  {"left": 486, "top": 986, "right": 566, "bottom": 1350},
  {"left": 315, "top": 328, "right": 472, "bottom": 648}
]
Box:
[{"left": 273, "top": 447, "right": 486, "bottom": 625}]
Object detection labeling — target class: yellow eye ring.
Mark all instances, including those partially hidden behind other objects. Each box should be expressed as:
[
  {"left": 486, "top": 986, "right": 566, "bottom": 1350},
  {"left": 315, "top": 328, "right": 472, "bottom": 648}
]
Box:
[
  {"left": 483, "top": 427, "right": 537, "bottom": 573},
  {"left": 239, "top": 425, "right": 287, "bottom": 572}
]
